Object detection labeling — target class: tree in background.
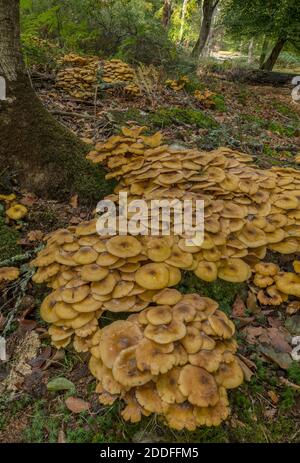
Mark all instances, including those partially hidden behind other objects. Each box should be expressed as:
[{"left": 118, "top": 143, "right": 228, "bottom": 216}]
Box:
[
  {"left": 191, "top": 0, "right": 220, "bottom": 57},
  {"left": 162, "top": 0, "right": 173, "bottom": 28},
  {"left": 0, "top": 0, "right": 110, "bottom": 201},
  {"left": 221, "top": 0, "right": 300, "bottom": 71}
]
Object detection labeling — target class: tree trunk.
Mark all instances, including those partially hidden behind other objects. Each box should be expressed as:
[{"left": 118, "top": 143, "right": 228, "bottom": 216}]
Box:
[
  {"left": 162, "top": 0, "right": 172, "bottom": 29},
  {"left": 259, "top": 35, "right": 269, "bottom": 68},
  {"left": 261, "top": 36, "right": 287, "bottom": 71},
  {"left": 247, "top": 38, "right": 255, "bottom": 65},
  {"left": 179, "top": 0, "right": 189, "bottom": 43},
  {"left": 0, "top": 0, "right": 112, "bottom": 202},
  {"left": 191, "top": 0, "right": 219, "bottom": 58}
]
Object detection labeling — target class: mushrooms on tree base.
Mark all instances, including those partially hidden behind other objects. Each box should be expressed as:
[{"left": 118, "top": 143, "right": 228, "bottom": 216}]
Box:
[{"left": 88, "top": 290, "right": 243, "bottom": 430}]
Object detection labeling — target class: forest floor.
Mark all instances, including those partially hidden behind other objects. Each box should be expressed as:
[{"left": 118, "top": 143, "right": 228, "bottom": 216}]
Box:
[{"left": 0, "top": 68, "right": 300, "bottom": 443}]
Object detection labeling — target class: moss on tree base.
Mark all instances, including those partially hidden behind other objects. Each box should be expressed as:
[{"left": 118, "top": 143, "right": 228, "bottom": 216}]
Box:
[{"left": 0, "top": 76, "right": 114, "bottom": 204}]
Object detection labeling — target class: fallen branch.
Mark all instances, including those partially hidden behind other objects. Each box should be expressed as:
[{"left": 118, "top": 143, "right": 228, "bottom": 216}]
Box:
[{"left": 50, "top": 110, "right": 95, "bottom": 119}]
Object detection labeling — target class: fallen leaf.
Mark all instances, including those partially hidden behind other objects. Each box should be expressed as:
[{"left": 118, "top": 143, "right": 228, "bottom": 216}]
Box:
[
  {"left": 19, "top": 319, "right": 37, "bottom": 332},
  {"left": 264, "top": 408, "right": 277, "bottom": 420},
  {"left": 267, "top": 390, "right": 279, "bottom": 404},
  {"left": 244, "top": 326, "right": 264, "bottom": 344},
  {"left": 232, "top": 295, "right": 246, "bottom": 317},
  {"left": 28, "top": 346, "right": 52, "bottom": 369},
  {"left": 70, "top": 194, "right": 78, "bottom": 209},
  {"left": 285, "top": 315, "right": 300, "bottom": 336},
  {"left": 259, "top": 327, "right": 291, "bottom": 353},
  {"left": 47, "top": 377, "right": 76, "bottom": 393},
  {"left": 246, "top": 290, "right": 260, "bottom": 313},
  {"left": 237, "top": 358, "right": 254, "bottom": 381},
  {"left": 27, "top": 230, "right": 43, "bottom": 242},
  {"left": 65, "top": 396, "right": 90, "bottom": 413},
  {"left": 20, "top": 193, "right": 37, "bottom": 207},
  {"left": 287, "top": 301, "right": 300, "bottom": 315},
  {"left": 259, "top": 345, "right": 292, "bottom": 370}
]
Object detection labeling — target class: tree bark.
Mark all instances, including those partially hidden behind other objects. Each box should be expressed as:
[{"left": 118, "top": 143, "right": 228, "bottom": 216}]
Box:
[
  {"left": 191, "top": 0, "right": 219, "bottom": 58},
  {"left": 261, "top": 36, "right": 287, "bottom": 71},
  {"left": 179, "top": 0, "right": 189, "bottom": 43},
  {"left": 247, "top": 38, "right": 255, "bottom": 65},
  {"left": 162, "top": 0, "right": 172, "bottom": 29},
  {"left": 259, "top": 35, "right": 269, "bottom": 68},
  {"left": 0, "top": 0, "right": 112, "bottom": 202}
]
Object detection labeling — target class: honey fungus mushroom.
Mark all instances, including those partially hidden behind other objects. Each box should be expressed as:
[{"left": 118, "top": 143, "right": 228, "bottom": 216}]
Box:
[{"left": 31, "top": 125, "right": 300, "bottom": 429}]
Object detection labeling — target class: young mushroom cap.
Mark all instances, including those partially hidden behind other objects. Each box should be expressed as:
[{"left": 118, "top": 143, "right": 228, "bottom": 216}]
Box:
[
  {"left": 6, "top": 204, "right": 28, "bottom": 220},
  {"left": 254, "top": 262, "right": 279, "bottom": 277},
  {"left": 253, "top": 273, "right": 274, "bottom": 288}
]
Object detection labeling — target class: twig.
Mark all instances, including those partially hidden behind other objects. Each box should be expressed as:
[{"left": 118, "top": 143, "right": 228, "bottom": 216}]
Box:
[{"left": 50, "top": 110, "right": 94, "bottom": 119}]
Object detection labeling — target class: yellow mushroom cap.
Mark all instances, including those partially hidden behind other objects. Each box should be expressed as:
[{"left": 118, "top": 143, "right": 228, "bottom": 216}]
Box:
[
  {"left": 112, "top": 346, "right": 153, "bottom": 387},
  {"left": 218, "top": 258, "right": 251, "bottom": 283},
  {"left": 106, "top": 235, "right": 142, "bottom": 258},
  {"left": 164, "top": 402, "right": 197, "bottom": 431},
  {"left": 254, "top": 262, "right": 279, "bottom": 276},
  {"left": 178, "top": 365, "right": 219, "bottom": 407},
  {"left": 293, "top": 261, "right": 300, "bottom": 273},
  {"left": 144, "top": 320, "right": 186, "bottom": 344},
  {"left": 215, "top": 360, "right": 244, "bottom": 389},
  {"left": 135, "top": 263, "right": 170, "bottom": 290},
  {"left": 135, "top": 382, "right": 165, "bottom": 414},
  {"left": 6, "top": 204, "right": 28, "bottom": 220},
  {"left": 189, "top": 349, "right": 222, "bottom": 373},
  {"left": 156, "top": 367, "right": 186, "bottom": 404},
  {"left": 136, "top": 338, "right": 176, "bottom": 375},
  {"left": 152, "top": 288, "right": 182, "bottom": 306},
  {"left": 146, "top": 305, "right": 172, "bottom": 325},
  {"left": 275, "top": 272, "right": 300, "bottom": 297},
  {"left": 0, "top": 266, "right": 20, "bottom": 282},
  {"left": 99, "top": 320, "right": 143, "bottom": 368}
]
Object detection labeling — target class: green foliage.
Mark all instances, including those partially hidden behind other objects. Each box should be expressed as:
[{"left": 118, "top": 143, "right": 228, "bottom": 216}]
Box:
[
  {"left": 149, "top": 107, "right": 218, "bottom": 129},
  {"left": 280, "top": 387, "right": 296, "bottom": 411},
  {"left": 177, "top": 273, "right": 246, "bottom": 315},
  {"left": 287, "top": 361, "right": 300, "bottom": 385},
  {"left": 0, "top": 215, "right": 21, "bottom": 261}
]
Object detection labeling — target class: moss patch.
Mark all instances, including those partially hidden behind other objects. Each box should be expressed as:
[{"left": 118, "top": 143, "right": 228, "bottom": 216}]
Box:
[
  {"left": 110, "top": 107, "right": 217, "bottom": 131},
  {"left": 0, "top": 220, "right": 21, "bottom": 261},
  {"left": 177, "top": 273, "right": 247, "bottom": 315},
  {"left": 149, "top": 107, "right": 217, "bottom": 129}
]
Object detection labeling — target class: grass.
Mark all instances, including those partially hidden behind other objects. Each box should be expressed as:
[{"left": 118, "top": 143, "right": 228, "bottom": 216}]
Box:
[{"left": 110, "top": 107, "right": 217, "bottom": 130}]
